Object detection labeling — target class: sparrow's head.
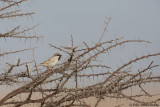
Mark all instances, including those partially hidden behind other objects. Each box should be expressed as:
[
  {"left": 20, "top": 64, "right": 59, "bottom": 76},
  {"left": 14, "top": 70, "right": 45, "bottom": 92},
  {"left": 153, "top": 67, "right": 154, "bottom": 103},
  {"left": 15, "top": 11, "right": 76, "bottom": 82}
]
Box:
[{"left": 54, "top": 53, "right": 62, "bottom": 60}]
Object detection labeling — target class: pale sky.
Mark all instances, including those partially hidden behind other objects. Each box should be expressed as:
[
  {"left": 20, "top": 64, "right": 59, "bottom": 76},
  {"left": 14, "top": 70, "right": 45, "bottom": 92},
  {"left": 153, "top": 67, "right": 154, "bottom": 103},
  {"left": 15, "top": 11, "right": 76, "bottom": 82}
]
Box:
[{"left": 0, "top": 0, "right": 160, "bottom": 70}]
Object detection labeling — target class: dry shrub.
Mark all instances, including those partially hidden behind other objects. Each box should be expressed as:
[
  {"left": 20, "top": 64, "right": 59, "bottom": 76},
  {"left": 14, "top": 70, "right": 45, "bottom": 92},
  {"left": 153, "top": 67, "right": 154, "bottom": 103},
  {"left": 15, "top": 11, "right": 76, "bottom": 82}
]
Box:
[{"left": 0, "top": 0, "right": 160, "bottom": 107}]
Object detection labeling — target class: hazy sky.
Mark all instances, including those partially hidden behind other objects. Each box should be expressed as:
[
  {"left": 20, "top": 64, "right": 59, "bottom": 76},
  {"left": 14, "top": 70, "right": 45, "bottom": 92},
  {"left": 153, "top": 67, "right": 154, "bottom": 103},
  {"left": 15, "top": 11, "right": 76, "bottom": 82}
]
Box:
[{"left": 0, "top": 0, "right": 160, "bottom": 69}]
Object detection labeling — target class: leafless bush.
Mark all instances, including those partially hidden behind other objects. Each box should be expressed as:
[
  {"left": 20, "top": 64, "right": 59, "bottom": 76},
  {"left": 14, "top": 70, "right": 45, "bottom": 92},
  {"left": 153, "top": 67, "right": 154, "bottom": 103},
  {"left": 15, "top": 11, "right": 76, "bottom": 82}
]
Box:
[{"left": 0, "top": 0, "right": 160, "bottom": 107}]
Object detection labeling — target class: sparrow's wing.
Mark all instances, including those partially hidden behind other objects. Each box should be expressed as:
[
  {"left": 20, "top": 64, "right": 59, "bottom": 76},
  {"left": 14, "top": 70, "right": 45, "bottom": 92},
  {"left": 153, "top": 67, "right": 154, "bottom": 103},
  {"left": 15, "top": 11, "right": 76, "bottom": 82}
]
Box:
[
  {"left": 40, "top": 56, "right": 54, "bottom": 65},
  {"left": 40, "top": 60, "right": 48, "bottom": 65}
]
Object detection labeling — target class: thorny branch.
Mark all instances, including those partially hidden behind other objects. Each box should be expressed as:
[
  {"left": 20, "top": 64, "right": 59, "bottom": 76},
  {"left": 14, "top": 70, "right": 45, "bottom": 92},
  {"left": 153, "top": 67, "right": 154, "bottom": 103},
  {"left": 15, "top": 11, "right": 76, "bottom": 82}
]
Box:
[
  {"left": 0, "top": 0, "right": 34, "bottom": 19},
  {"left": 0, "top": 0, "right": 160, "bottom": 107},
  {"left": 0, "top": 0, "right": 42, "bottom": 40},
  {"left": 1, "top": 36, "right": 160, "bottom": 106}
]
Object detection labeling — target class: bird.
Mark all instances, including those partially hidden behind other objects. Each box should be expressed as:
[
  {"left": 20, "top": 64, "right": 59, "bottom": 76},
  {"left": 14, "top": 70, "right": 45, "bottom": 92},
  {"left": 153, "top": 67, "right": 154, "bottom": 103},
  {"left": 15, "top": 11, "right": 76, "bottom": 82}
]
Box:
[{"left": 37, "top": 53, "right": 62, "bottom": 68}]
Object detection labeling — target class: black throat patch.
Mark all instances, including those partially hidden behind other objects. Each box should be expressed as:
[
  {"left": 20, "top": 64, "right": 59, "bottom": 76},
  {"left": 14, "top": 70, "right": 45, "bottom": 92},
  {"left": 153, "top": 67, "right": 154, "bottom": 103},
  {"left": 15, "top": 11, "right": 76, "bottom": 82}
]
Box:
[{"left": 58, "top": 55, "right": 62, "bottom": 61}]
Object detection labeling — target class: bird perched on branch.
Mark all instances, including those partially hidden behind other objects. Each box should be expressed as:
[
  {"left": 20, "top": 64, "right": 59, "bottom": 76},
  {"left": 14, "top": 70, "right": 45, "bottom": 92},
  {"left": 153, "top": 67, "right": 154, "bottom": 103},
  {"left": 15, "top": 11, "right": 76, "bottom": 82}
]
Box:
[{"left": 37, "top": 53, "right": 62, "bottom": 68}]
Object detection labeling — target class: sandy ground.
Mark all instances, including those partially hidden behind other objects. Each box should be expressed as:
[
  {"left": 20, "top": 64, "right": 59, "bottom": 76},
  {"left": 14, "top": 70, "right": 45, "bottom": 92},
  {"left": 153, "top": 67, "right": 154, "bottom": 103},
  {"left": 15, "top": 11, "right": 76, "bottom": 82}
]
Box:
[
  {"left": 0, "top": 96, "right": 160, "bottom": 107},
  {"left": 85, "top": 97, "right": 160, "bottom": 107},
  {"left": 1, "top": 85, "right": 160, "bottom": 107}
]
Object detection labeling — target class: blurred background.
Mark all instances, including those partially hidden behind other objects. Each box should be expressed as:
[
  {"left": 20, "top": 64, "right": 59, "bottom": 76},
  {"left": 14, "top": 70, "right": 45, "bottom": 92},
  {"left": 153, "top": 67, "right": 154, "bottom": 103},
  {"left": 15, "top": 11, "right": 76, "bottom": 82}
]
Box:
[{"left": 0, "top": 0, "right": 160, "bottom": 72}]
